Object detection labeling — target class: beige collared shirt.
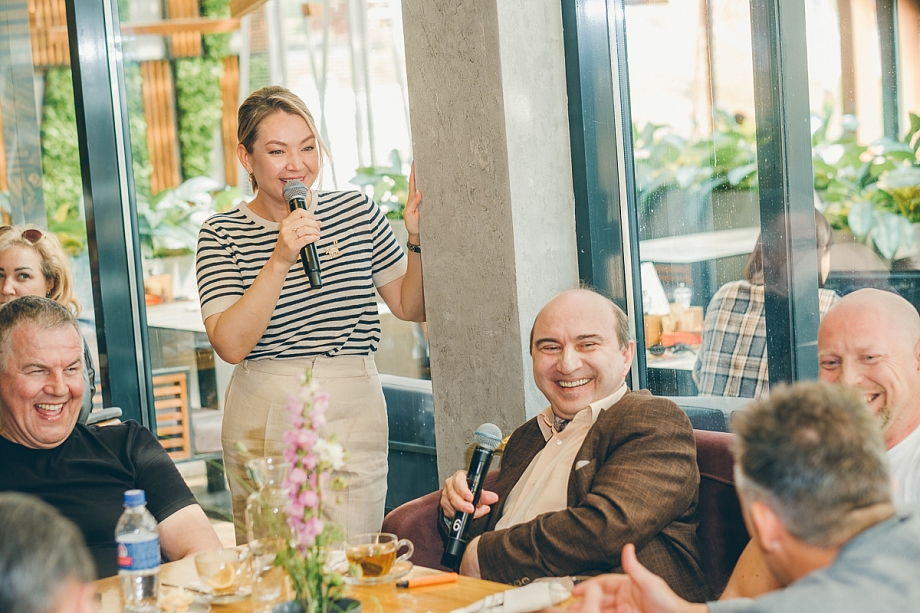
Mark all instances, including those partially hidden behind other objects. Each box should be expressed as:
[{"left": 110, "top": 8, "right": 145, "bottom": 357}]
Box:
[{"left": 494, "top": 383, "right": 629, "bottom": 530}]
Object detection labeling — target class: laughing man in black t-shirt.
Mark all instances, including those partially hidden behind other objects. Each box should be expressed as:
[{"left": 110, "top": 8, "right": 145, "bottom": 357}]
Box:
[{"left": 0, "top": 296, "right": 221, "bottom": 577}]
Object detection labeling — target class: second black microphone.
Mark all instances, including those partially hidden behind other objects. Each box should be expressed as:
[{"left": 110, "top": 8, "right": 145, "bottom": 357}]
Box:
[
  {"left": 441, "top": 422, "right": 503, "bottom": 571},
  {"left": 282, "top": 179, "right": 322, "bottom": 289}
]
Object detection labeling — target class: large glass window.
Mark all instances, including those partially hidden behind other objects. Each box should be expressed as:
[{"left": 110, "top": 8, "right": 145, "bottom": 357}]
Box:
[
  {"left": 0, "top": 0, "right": 100, "bottom": 405},
  {"left": 812, "top": 0, "right": 920, "bottom": 311},
  {"left": 623, "top": 0, "right": 760, "bottom": 397},
  {"left": 568, "top": 0, "right": 920, "bottom": 401}
]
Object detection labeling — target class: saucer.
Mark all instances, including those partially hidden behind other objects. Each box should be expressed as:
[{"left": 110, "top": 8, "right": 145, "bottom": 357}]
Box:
[
  {"left": 343, "top": 560, "right": 413, "bottom": 586},
  {"left": 186, "top": 581, "right": 251, "bottom": 604},
  {"left": 160, "top": 598, "right": 211, "bottom": 613}
]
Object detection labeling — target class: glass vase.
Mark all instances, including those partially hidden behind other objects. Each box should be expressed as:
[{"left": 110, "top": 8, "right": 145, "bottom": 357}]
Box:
[{"left": 246, "top": 457, "right": 292, "bottom": 611}]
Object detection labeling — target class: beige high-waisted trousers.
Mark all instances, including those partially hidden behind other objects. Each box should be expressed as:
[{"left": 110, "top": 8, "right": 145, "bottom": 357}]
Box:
[{"left": 221, "top": 355, "right": 388, "bottom": 545}]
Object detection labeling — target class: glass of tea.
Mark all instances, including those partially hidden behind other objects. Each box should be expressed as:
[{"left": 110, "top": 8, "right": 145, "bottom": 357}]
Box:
[
  {"left": 345, "top": 532, "right": 414, "bottom": 578},
  {"left": 194, "top": 547, "right": 251, "bottom": 600}
]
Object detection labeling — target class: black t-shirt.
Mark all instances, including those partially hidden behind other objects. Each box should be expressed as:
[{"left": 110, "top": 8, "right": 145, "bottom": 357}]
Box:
[{"left": 0, "top": 421, "right": 197, "bottom": 578}]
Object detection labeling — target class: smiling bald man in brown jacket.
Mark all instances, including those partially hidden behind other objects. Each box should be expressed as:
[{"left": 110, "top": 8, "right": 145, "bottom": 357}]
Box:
[{"left": 438, "top": 290, "right": 708, "bottom": 602}]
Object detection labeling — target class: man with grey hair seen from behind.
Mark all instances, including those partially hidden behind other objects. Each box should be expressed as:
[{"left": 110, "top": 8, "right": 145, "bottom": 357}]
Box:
[
  {"left": 0, "top": 492, "right": 97, "bottom": 613},
  {"left": 542, "top": 382, "right": 920, "bottom": 613},
  {"left": 0, "top": 296, "right": 221, "bottom": 578},
  {"left": 719, "top": 287, "right": 920, "bottom": 601}
]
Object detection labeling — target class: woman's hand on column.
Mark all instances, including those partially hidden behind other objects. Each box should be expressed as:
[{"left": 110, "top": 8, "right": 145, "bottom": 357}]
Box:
[
  {"left": 378, "top": 160, "right": 426, "bottom": 322},
  {"left": 405, "top": 161, "right": 422, "bottom": 242}
]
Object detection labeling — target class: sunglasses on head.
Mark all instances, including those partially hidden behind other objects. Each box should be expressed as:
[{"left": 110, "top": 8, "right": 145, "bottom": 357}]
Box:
[{"left": 0, "top": 226, "right": 44, "bottom": 245}]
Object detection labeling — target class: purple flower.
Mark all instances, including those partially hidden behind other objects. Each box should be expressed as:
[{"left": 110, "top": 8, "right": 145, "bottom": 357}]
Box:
[
  {"left": 287, "top": 394, "right": 304, "bottom": 416},
  {"left": 288, "top": 499, "right": 304, "bottom": 519},
  {"left": 310, "top": 409, "right": 327, "bottom": 429},
  {"left": 301, "top": 453, "right": 318, "bottom": 471},
  {"left": 304, "top": 517, "right": 324, "bottom": 539},
  {"left": 298, "top": 489, "right": 319, "bottom": 510},
  {"left": 280, "top": 368, "right": 351, "bottom": 561},
  {"left": 294, "top": 429, "right": 319, "bottom": 450},
  {"left": 288, "top": 467, "right": 308, "bottom": 486}
]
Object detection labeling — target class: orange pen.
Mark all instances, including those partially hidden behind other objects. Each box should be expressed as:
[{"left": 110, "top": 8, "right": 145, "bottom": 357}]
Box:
[{"left": 396, "top": 572, "right": 459, "bottom": 588}]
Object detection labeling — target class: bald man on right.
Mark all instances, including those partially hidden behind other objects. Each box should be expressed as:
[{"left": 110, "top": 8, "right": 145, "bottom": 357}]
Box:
[
  {"left": 816, "top": 288, "right": 920, "bottom": 501},
  {"left": 721, "top": 287, "right": 920, "bottom": 599}
]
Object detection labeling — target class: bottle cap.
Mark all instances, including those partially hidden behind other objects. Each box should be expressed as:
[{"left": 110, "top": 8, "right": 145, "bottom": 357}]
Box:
[{"left": 124, "top": 489, "right": 146, "bottom": 506}]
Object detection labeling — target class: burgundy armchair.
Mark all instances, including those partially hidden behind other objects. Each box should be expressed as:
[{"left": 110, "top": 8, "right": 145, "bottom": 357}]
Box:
[{"left": 693, "top": 429, "right": 749, "bottom": 596}]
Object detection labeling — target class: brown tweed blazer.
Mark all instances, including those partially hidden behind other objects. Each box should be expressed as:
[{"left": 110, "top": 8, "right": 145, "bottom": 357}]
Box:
[{"left": 473, "top": 390, "right": 709, "bottom": 601}]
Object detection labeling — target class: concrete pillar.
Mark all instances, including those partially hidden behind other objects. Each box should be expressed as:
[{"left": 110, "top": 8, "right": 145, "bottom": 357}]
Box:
[{"left": 402, "top": 0, "right": 579, "bottom": 480}]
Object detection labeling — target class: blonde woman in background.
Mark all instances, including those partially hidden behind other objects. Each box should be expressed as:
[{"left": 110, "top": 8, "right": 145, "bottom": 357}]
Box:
[
  {"left": 197, "top": 86, "right": 425, "bottom": 542},
  {"left": 0, "top": 225, "right": 96, "bottom": 421}
]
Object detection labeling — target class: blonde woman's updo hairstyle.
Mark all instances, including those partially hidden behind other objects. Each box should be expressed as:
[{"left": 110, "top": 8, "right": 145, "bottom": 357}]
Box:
[
  {"left": 237, "top": 86, "right": 332, "bottom": 191},
  {"left": 0, "top": 225, "right": 81, "bottom": 315}
]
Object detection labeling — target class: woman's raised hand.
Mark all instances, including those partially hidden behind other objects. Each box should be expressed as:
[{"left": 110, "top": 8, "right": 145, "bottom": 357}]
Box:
[
  {"left": 275, "top": 207, "right": 322, "bottom": 266},
  {"left": 405, "top": 161, "right": 422, "bottom": 240}
]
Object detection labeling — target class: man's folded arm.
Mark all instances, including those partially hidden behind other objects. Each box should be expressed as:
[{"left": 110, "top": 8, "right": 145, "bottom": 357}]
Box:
[{"left": 159, "top": 504, "right": 223, "bottom": 561}]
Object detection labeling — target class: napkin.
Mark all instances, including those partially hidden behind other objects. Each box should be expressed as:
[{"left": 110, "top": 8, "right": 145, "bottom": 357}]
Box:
[{"left": 447, "top": 579, "right": 571, "bottom": 613}]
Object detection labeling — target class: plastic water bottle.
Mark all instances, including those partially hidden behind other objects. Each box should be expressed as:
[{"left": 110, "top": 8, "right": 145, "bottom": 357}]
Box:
[{"left": 116, "top": 489, "right": 161, "bottom": 613}]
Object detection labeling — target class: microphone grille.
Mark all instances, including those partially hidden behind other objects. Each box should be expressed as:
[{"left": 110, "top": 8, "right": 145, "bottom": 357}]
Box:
[
  {"left": 282, "top": 179, "right": 308, "bottom": 201},
  {"left": 474, "top": 423, "right": 503, "bottom": 451}
]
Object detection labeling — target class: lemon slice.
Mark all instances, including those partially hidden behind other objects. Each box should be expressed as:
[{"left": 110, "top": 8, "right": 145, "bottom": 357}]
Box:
[{"left": 206, "top": 564, "right": 236, "bottom": 592}]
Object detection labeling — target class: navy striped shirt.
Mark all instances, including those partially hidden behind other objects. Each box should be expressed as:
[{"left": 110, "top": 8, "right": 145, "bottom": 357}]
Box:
[{"left": 196, "top": 190, "right": 407, "bottom": 360}]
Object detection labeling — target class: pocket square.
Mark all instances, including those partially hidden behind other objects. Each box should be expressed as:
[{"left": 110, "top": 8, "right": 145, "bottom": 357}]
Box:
[{"left": 575, "top": 460, "right": 591, "bottom": 470}]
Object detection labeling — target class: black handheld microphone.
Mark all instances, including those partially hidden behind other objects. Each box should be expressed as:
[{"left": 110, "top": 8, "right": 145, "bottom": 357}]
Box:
[
  {"left": 441, "top": 423, "right": 503, "bottom": 571},
  {"left": 282, "top": 179, "right": 322, "bottom": 289}
]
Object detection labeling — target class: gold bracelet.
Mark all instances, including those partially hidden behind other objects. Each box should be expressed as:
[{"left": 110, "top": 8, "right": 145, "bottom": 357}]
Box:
[{"left": 406, "top": 241, "right": 421, "bottom": 253}]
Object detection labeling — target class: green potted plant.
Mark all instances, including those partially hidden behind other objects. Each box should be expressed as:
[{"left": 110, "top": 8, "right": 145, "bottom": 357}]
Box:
[
  {"left": 632, "top": 109, "right": 759, "bottom": 240},
  {"left": 349, "top": 149, "right": 410, "bottom": 220},
  {"left": 349, "top": 149, "right": 411, "bottom": 247},
  {"left": 138, "top": 176, "right": 245, "bottom": 300},
  {"left": 813, "top": 110, "right": 920, "bottom": 264}
]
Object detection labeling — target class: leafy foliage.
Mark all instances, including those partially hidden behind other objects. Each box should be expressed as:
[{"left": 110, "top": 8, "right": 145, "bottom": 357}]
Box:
[
  {"left": 201, "top": 0, "right": 232, "bottom": 60},
  {"left": 632, "top": 109, "right": 758, "bottom": 230},
  {"left": 124, "top": 62, "right": 152, "bottom": 202},
  {"left": 116, "top": 0, "right": 129, "bottom": 21},
  {"left": 40, "top": 67, "right": 86, "bottom": 255},
  {"left": 175, "top": 58, "right": 223, "bottom": 180},
  {"left": 812, "top": 108, "right": 920, "bottom": 261},
  {"left": 172, "top": 0, "right": 230, "bottom": 181},
  {"left": 349, "top": 150, "right": 410, "bottom": 219},
  {"left": 137, "top": 176, "right": 245, "bottom": 258},
  {"left": 632, "top": 103, "right": 920, "bottom": 263}
]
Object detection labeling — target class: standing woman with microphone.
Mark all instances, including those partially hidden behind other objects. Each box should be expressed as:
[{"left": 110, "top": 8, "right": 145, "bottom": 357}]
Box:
[{"left": 196, "top": 86, "right": 425, "bottom": 542}]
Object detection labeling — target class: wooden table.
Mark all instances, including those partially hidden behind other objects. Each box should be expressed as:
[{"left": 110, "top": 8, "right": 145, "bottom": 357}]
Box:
[{"left": 96, "top": 558, "right": 509, "bottom": 613}]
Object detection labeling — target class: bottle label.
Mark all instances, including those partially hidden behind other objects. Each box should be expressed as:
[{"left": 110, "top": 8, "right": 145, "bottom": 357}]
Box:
[{"left": 117, "top": 537, "right": 160, "bottom": 571}]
